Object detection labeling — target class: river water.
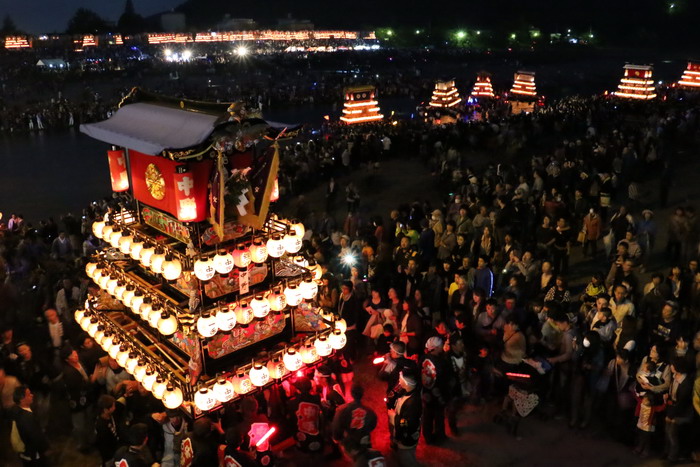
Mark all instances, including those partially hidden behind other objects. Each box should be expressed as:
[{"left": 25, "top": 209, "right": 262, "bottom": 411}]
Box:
[{"left": 0, "top": 97, "right": 417, "bottom": 223}]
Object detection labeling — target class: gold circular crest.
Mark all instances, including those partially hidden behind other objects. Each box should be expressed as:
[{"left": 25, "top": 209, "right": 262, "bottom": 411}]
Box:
[{"left": 145, "top": 163, "right": 165, "bottom": 200}]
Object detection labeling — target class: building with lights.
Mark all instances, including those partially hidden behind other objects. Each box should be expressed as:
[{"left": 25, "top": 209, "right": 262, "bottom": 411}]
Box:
[
  {"left": 677, "top": 61, "right": 700, "bottom": 90},
  {"left": 429, "top": 79, "right": 461, "bottom": 108},
  {"left": 614, "top": 64, "right": 657, "bottom": 100},
  {"left": 510, "top": 71, "right": 537, "bottom": 99},
  {"left": 77, "top": 88, "right": 345, "bottom": 416},
  {"left": 471, "top": 73, "right": 495, "bottom": 99},
  {"left": 339, "top": 85, "right": 384, "bottom": 124}
]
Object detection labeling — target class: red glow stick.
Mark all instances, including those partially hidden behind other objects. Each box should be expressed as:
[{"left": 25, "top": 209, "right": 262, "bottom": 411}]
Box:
[
  {"left": 256, "top": 427, "right": 276, "bottom": 447},
  {"left": 373, "top": 356, "right": 385, "bottom": 365},
  {"left": 505, "top": 372, "right": 531, "bottom": 379}
]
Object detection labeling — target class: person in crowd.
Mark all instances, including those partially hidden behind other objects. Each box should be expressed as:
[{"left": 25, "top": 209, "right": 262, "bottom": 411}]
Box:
[
  {"left": 11, "top": 385, "right": 50, "bottom": 466},
  {"left": 421, "top": 336, "right": 451, "bottom": 444},
  {"left": 388, "top": 369, "right": 421, "bottom": 466},
  {"left": 113, "top": 423, "right": 157, "bottom": 467}
]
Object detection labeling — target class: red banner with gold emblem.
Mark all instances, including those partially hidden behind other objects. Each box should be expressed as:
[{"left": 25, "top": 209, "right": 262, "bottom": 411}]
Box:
[{"left": 129, "top": 150, "right": 212, "bottom": 222}]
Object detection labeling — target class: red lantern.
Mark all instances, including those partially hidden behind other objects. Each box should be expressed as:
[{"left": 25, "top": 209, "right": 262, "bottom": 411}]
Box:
[
  {"left": 173, "top": 166, "right": 197, "bottom": 222},
  {"left": 107, "top": 149, "right": 129, "bottom": 192}
]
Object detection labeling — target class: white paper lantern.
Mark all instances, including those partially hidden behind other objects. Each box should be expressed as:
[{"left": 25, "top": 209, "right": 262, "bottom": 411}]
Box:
[
  {"left": 293, "top": 255, "right": 309, "bottom": 268},
  {"left": 194, "top": 386, "right": 216, "bottom": 412},
  {"left": 130, "top": 240, "right": 144, "bottom": 260},
  {"left": 92, "top": 220, "right": 106, "bottom": 239},
  {"left": 268, "top": 289, "right": 286, "bottom": 312},
  {"left": 284, "top": 284, "right": 302, "bottom": 307},
  {"left": 266, "top": 234, "right": 285, "bottom": 258},
  {"left": 74, "top": 308, "right": 86, "bottom": 324},
  {"left": 106, "top": 277, "right": 119, "bottom": 296},
  {"left": 101, "top": 333, "right": 115, "bottom": 352},
  {"left": 197, "top": 311, "right": 218, "bottom": 337},
  {"left": 108, "top": 227, "right": 123, "bottom": 248},
  {"left": 290, "top": 220, "right": 305, "bottom": 239},
  {"left": 334, "top": 318, "right": 347, "bottom": 334},
  {"left": 232, "top": 370, "right": 253, "bottom": 395},
  {"left": 251, "top": 294, "right": 271, "bottom": 319},
  {"left": 150, "top": 249, "right": 166, "bottom": 275},
  {"left": 122, "top": 286, "right": 136, "bottom": 308},
  {"left": 300, "top": 343, "right": 319, "bottom": 364},
  {"left": 101, "top": 223, "right": 114, "bottom": 242},
  {"left": 232, "top": 244, "right": 251, "bottom": 268},
  {"left": 315, "top": 335, "right": 332, "bottom": 357},
  {"left": 97, "top": 272, "right": 111, "bottom": 289},
  {"left": 134, "top": 360, "right": 148, "bottom": 382},
  {"left": 267, "top": 358, "right": 287, "bottom": 380},
  {"left": 85, "top": 262, "right": 98, "bottom": 278},
  {"left": 152, "top": 378, "right": 168, "bottom": 400},
  {"left": 139, "top": 298, "right": 153, "bottom": 321},
  {"left": 163, "top": 385, "right": 183, "bottom": 409},
  {"left": 283, "top": 229, "right": 302, "bottom": 254},
  {"left": 194, "top": 257, "right": 215, "bottom": 281},
  {"left": 125, "top": 353, "right": 139, "bottom": 374},
  {"left": 148, "top": 305, "right": 163, "bottom": 328},
  {"left": 118, "top": 233, "right": 133, "bottom": 254},
  {"left": 94, "top": 326, "right": 105, "bottom": 345},
  {"left": 299, "top": 277, "right": 318, "bottom": 300},
  {"left": 162, "top": 255, "right": 183, "bottom": 281},
  {"left": 157, "top": 312, "right": 178, "bottom": 336},
  {"left": 213, "top": 377, "right": 235, "bottom": 403},
  {"left": 140, "top": 245, "right": 156, "bottom": 267},
  {"left": 142, "top": 368, "right": 158, "bottom": 391},
  {"left": 215, "top": 306, "right": 236, "bottom": 332},
  {"left": 130, "top": 293, "right": 145, "bottom": 315},
  {"left": 234, "top": 301, "right": 254, "bottom": 326},
  {"left": 114, "top": 281, "right": 127, "bottom": 301},
  {"left": 107, "top": 341, "right": 121, "bottom": 362},
  {"left": 309, "top": 261, "right": 322, "bottom": 281},
  {"left": 283, "top": 348, "right": 302, "bottom": 372},
  {"left": 250, "top": 239, "right": 268, "bottom": 263},
  {"left": 249, "top": 362, "right": 270, "bottom": 387},
  {"left": 90, "top": 266, "right": 104, "bottom": 282},
  {"left": 330, "top": 329, "right": 347, "bottom": 350},
  {"left": 87, "top": 318, "right": 100, "bottom": 337},
  {"left": 213, "top": 250, "right": 234, "bottom": 275},
  {"left": 116, "top": 344, "right": 130, "bottom": 367}
]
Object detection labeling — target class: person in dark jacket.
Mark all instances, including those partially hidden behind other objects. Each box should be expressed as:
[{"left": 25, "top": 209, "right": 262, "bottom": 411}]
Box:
[
  {"left": 332, "top": 384, "right": 378, "bottom": 452},
  {"left": 421, "top": 336, "right": 452, "bottom": 444},
  {"left": 113, "top": 423, "right": 156, "bottom": 467},
  {"left": 378, "top": 342, "right": 419, "bottom": 409},
  {"left": 389, "top": 368, "right": 422, "bottom": 466},
  {"left": 12, "top": 385, "right": 49, "bottom": 466},
  {"left": 338, "top": 281, "right": 362, "bottom": 362},
  {"left": 94, "top": 394, "right": 127, "bottom": 466},
  {"left": 664, "top": 358, "right": 695, "bottom": 461},
  {"left": 61, "top": 345, "right": 92, "bottom": 451}
]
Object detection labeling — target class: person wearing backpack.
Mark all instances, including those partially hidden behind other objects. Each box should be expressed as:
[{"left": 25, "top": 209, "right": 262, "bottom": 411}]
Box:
[{"left": 11, "top": 385, "right": 49, "bottom": 466}]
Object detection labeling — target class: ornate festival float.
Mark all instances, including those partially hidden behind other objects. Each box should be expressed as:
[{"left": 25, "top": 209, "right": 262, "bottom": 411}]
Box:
[
  {"left": 613, "top": 64, "right": 657, "bottom": 100},
  {"left": 420, "top": 78, "right": 462, "bottom": 124},
  {"left": 339, "top": 85, "right": 384, "bottom": 124},
  {"left": 508, "top": 70, "right": 538, "bottom": 114},
  {"left": 77, "top": 89, "right": 346, "bottom": 418},
  {"left": 470, "top": 73, "right": 495, "bottom": 100},
  {"left": 677, "top": 61, "right": 700, "bottom": 90}
]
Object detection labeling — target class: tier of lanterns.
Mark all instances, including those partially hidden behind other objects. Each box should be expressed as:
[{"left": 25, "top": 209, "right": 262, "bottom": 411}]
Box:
[{"left": 76, "top": 303, "right": 346, "bottom": 412}]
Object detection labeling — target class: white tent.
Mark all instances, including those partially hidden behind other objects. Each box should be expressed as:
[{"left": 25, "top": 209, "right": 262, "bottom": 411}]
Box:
[{"left": 36, "top": 58, "right": 68, "bottom": 69}]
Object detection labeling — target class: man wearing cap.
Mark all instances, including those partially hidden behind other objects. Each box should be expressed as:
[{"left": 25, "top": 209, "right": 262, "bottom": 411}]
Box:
[
  {"left": 332, "top": 384, "right": 377, "bottom": 455},
  {"left": 421, "top": 336, "right": 452, "bottom": 444},
  {"left": 379, "top": 342, "right": 418, "bottom": 409},
  {"left": 389, "top": 369, "right": 422, "bottom": 466}
]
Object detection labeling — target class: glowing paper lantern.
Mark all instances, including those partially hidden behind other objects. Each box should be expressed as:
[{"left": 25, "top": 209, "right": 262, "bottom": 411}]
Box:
[
  {"left": 232, "top": 244, "right": 252, "bottom": 268},
  {"left": 300, "top": 343, "right": 319, "bottom": 364},
  {"left": 267, "top": 358, "right": 287, "bottom": 379},
  {"left": 232, "top": 370, "right": 253, "bottom": 395},
  {"left": 284, "top": 284, "right": 302, "bottom": 307},
  {"left": 250, "top": 239, "right": 268, "bottom": 263},
  {"left": 215, "top": 305, "right": 236, "bottom": 332},
  {"left": 101, "top": 223, "right": 114, "bottom": 242},
  {"left": 140, "top": 245, "right": 156, "bottom": 267},
  {"left": 163, "top": 385, "right": 183, "bottom": 409},
  {"left": 249, "top": 362, "right": 270, "bottom": 387},
  {"left": 267, "top": 289, "right": 286, "bottom": 313},
  {"left": 197, "top": 311, "right": 218, "bottom": 338},
  {"left": 114, "top": 281, "right": 127, "bottom": 301},
  {"left": 299, "top": 277, "right": 318, "bottom": 300},
  {"left": 194, "top": 257, "right": 215, "bottom": 281},
  {"left": 150, "top": 249, "right": 166, "bottom": 275},
  {"left": 139, "top": 298, "right": 153, "bottom": 321},
  {"left": 148, "top": 305, "right": 163, "bottom": 328},
  {"left": 162, "top": 255, "right": 183, "bottom": 281},
  {"left": 290, "top": 220, "right": 305, "bottom": 239},
  {"left": 130, "top": 239, "right": 144, "bottom": 260},
  {"left": 108, "top": 227, "right": 123, "bottom": 248},
  {"left": 134, "top": 360, "right": 148, "bottom": 382},
  {"left": 118, "top": 233, "right": 133, "bottom": 254},
  {"left": 234, "top": 301, "right": 254, "bottom": 326},
  {"left": 315, "top": 335, "right": 332, "bottom": 357},
  {"left": 122, "top": 286, "right": 136, "bottom": 308},
  {"left": 251, "top": 295, "right": 271, "bottom": 319},
  {"left": 329, "top": 329, "right": 347, "bottom": 350},
  {"left": 130, "top": 292, "right": 145, "bottom": 315},
  {"left": 85, "top": 262, "right": 98, "bottom": 278},
  {"left": 213, "top": 377, "right": 235, "bottom": 403},
  {"left": 213, "top": 250, "right": 234, "bottom": 275},
  {"left": 283, "top": 230, "right": 302, "bottom": 254},
  {"left": 125, "top": 353, "right": 139, "bottom": 374},
  {"left": 152, "top": 378, "right": 168, "bottom": 400},
  {"left": 92, "top": 220, "right": 106, "bottom": 239},
  {"left": 116, "top": 344, "right": 130, "bottom": 367},
  {"left": 142, "top": 368, "right": 158, "bottom": 391},
  {"left": 283, "top": 348, "right": 302, "bottom": 372},
  {"left": 266, "top": 234, "right": 285, "bottom": 258},
  {"left": 157, "top": 312, "right": 179, "bottom": 336},
  {"left": 194, "top": 386, "right": 217, "bottom": 412}
]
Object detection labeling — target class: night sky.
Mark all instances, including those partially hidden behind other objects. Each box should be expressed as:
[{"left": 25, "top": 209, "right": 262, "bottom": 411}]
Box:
[{"left": 0, "top": 0, "right": 181, "bottom": 33}]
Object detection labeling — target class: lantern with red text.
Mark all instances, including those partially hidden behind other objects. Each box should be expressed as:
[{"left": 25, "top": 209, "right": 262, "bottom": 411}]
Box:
[
  {"left": 173, "top": 166, "right": 198, "bottom": 222},
  {"left": 107, "top": 149, "right": 129, "bottom": 192}
]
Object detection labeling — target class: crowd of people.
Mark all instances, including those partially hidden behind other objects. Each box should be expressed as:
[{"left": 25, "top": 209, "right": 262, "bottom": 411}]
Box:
[{"left": 1, "top": 84, "right": 700, "bottom": 467}]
